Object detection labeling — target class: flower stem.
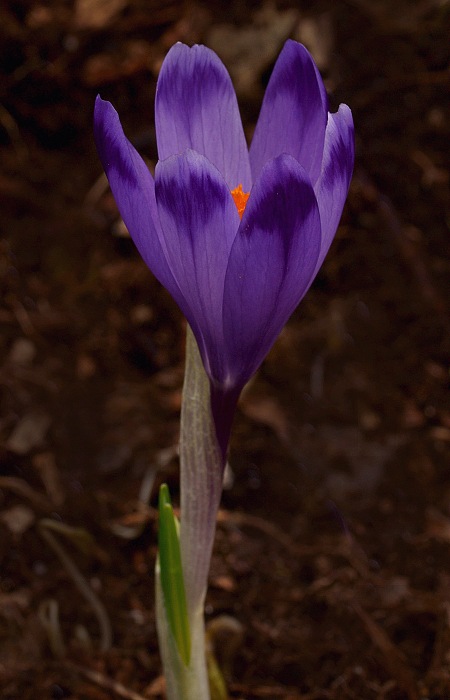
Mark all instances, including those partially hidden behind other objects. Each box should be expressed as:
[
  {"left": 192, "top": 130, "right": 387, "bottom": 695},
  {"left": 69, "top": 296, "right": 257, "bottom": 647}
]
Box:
[
  {"left": 179, "top": 326, "right": 226, "bottom": 618},
  {"left": 155, "top": 325, "right": 226, "bottom": 700},
  {"left": 156, "top": 558, "right": 210, "bottom": 699}
]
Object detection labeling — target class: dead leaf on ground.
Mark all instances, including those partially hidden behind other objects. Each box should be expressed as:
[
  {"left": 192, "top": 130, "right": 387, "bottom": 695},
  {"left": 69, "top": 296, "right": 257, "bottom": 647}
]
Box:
[{"left": 74, "top": 0, "right": 128, "bottom": 29}]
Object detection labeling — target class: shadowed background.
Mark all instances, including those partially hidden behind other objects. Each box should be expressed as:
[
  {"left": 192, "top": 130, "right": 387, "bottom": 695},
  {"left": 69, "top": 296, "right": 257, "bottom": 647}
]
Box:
[{"left": 1, "top": 1, "right": 449, "bottom": 698}]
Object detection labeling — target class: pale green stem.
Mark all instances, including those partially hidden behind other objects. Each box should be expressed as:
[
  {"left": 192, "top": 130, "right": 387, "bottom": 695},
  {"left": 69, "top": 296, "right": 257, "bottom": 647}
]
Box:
[
  {"left": 155, "top": 325, "right": 225, "bottom": 700},
  {"left": 179, "top": 326, "right": 225, "bottom": 618},
  {"left": 156, "top": 559, "right": 210, "bottom": 699}
]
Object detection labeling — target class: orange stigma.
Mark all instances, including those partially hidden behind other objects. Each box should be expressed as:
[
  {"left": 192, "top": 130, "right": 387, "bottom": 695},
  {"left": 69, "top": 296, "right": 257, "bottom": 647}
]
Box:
[{"left": 231, "top": 184, "right": 250, "bottom": 219}]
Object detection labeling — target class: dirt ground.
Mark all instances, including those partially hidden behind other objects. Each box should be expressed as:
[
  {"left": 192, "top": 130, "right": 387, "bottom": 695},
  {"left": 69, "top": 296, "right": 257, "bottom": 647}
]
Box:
[{"left": 1, "top": 0, "right": 450, "bottom": 698}]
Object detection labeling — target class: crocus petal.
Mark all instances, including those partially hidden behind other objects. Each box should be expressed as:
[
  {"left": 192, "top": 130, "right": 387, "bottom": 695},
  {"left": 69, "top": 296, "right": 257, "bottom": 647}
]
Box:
[
  {"left": 249, "top": 39, "right": 328, "bottom": 186},
  {"left": 155, "top": 43, "right": 251, "bottom": 191},
  {"left": 93, "top": 96, "right": 184, "bottom": 306},
  {"left": 155, "top": 149, "right": 241, "bottom": 376},
  {"left": 314, "top": 104, "right": 355, "bottom": 276},
  {"left": 221, "top": 154, "right": 321, "bottom": 390}
]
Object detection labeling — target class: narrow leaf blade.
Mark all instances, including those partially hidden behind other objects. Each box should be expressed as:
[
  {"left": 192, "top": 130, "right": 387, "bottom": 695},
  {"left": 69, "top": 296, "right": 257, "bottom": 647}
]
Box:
[{"left": 158, "top": 484, "right": 191, "bottom": 665}]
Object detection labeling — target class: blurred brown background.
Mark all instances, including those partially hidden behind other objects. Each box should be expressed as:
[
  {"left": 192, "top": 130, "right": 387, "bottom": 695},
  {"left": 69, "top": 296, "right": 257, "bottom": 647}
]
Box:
[{"left": 1, "top": 1, "right": 449, "bottom": 698}]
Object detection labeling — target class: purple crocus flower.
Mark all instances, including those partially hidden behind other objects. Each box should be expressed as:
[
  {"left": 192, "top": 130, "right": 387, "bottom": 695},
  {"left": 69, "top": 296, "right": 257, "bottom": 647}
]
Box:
[{"left": 94, "top": 40, "right": 354, "bottom": 450}]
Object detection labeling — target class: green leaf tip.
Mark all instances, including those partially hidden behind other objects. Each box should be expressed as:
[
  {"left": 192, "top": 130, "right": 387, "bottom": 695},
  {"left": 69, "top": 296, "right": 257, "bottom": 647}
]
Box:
[{"left": 158, "top": 483, "right": 191, "bottom": 666}]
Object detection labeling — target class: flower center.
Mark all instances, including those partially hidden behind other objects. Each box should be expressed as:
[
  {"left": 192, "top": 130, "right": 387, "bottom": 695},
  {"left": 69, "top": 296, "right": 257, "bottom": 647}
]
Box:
[{"left": 231, "top": 184, "right": 250, "bottom": 220}]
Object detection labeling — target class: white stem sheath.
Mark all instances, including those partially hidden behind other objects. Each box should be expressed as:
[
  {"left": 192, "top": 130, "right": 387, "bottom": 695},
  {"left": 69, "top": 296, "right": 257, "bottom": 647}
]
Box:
[
  {"left": 155, "top": 325, "right": 225, "bottom": 700},
  {"left": 155, "top": 560, "right": 210, "bottom": 699}
]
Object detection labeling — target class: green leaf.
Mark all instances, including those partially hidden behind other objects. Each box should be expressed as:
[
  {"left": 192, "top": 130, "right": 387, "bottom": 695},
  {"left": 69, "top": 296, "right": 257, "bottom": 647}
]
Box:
[{"left": 158, "top": 484, "right": 191, "bottom": 666}]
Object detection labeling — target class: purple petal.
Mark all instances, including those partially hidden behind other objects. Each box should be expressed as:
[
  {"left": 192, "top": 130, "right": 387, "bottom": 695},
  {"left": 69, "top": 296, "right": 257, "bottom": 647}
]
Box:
[
  {"left": 155, "top": 43, "right": 251, "bottom": 191},
  {"left": 314, "top": 104, "right": 355, "bottom": 277},
  {"left": 222, "top": 154, "right": 321, "bottom": 390},
  {"left": 93, "top": 96, "right": 183, "bottom": 305},
  {"left": 155, "top": 149, "right": 240, "bottom": 376},
  {"left": 249, "top": 40, "right": 328, "bottom": 186}
]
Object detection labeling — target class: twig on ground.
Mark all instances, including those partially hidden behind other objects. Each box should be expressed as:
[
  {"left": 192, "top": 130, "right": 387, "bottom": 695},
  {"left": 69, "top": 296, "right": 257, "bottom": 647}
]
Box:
[
  {"left": 0, "top": 102, "right": 28, "bottom": 161},
  {"left": 65, "top": 661, "right": 150, "bottom": 700},
  {"left": 0, "top": 476, "right": 53, "bottom": 512},
  {"left": 39, "top": 518, "right": 113, "bottom": 652},
  {"left": 38, "top": 599, "right": 66, "bottom": 658},
  {"left": 217, "top": 508, "right": 314, "bottom": 558},
  {"left": 352, "top": 602, "right": 419, "bottom": 700}
]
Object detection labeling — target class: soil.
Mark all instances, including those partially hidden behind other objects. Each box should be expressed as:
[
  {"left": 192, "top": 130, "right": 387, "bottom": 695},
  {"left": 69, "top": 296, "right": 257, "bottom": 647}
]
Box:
[{"left": 1, "top": 1, "right": 449, "bottom": 698}]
